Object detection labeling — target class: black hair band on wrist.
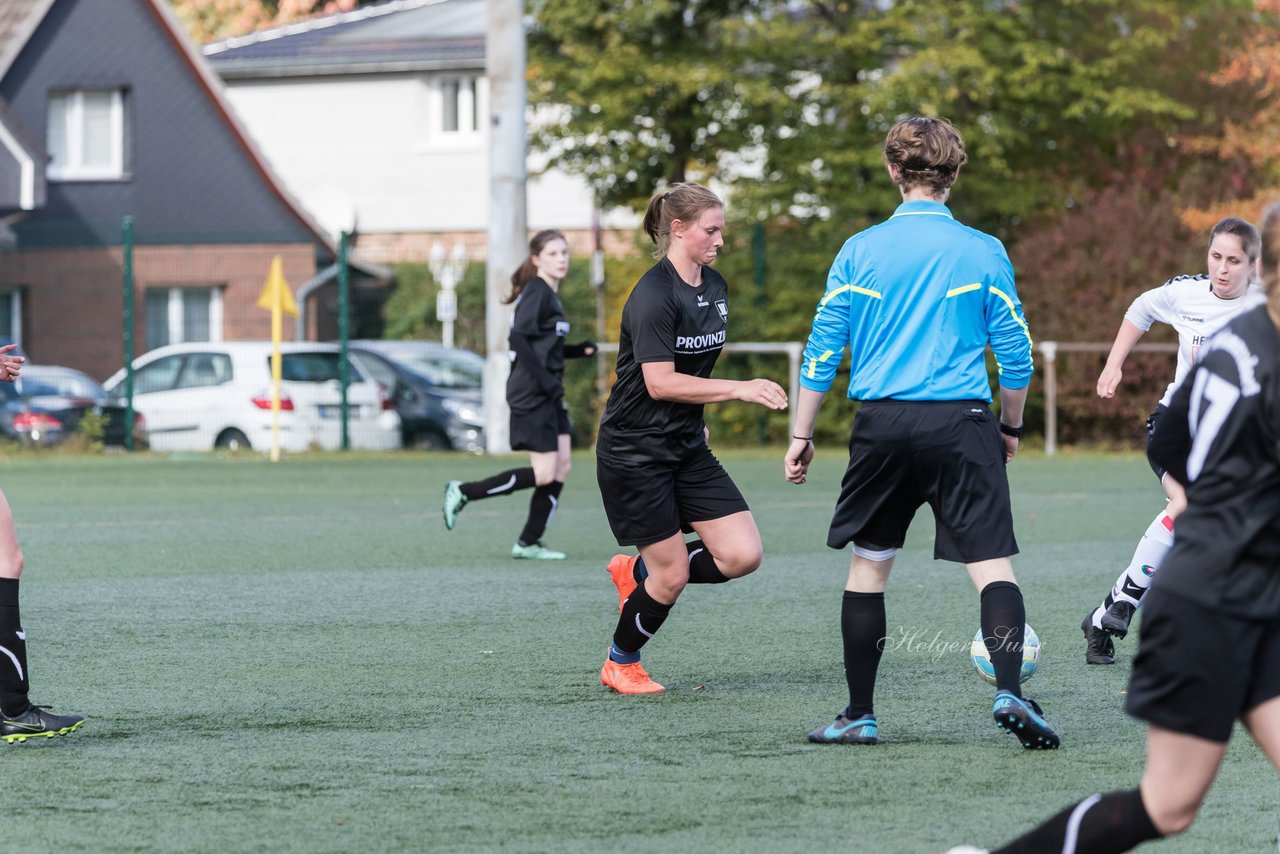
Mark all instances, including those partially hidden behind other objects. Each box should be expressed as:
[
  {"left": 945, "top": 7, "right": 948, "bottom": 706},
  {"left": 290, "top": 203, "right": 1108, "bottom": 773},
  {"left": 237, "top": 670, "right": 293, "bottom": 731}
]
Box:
[
  {"left": 999, "top": 422, "right": 1023, "bottom": 439},
  {"left": 793, "top": 435, "right": 813, "bottom": 442}
]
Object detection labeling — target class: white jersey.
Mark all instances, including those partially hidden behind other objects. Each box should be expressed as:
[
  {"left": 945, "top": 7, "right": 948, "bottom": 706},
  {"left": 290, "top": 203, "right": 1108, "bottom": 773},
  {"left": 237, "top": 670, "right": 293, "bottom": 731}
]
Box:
[{"left": 1125, "top": 273, "right": 1262, "bottom": 406}]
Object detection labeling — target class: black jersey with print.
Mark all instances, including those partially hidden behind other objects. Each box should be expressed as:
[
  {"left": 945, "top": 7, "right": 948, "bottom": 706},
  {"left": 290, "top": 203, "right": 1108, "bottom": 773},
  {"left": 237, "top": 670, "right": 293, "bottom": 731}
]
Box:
[
  {"left": 506, "top": 277, "right": 569, "bottom": 411},
  {"left": 1149, "top": 304, "right": 1280, "bottom": 620},
  {"left": 597, "top": 258, "right": 730, "bottom": 461}
]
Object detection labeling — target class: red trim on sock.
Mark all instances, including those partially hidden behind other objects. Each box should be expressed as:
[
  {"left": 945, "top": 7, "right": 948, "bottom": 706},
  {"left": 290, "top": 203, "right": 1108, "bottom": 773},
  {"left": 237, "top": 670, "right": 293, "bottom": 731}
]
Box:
[{"left": 1159, "top": 514, "right": 1174, "bottom": 532}]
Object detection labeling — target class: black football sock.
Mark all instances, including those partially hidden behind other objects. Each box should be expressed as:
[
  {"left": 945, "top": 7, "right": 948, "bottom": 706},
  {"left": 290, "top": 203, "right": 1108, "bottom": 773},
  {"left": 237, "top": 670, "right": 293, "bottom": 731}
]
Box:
[
  {"left": 841, "top": 590, "right": 885, "bottom": 718},
  {"left": 980, "top": 580, "right": 1026, "bottom": 696},
  {"left": 517, "top": 481, "right": 563, "bottom": 546},
  {"left": 460, "top": 467, "right": 536, "bottom": 501},
  {"left": 685, "top": 539, "right": 729, "bottom": 584},
  {"left": 0, "top": 578, "right": 29, "bottom": 717},
  {"left": 993, "top": 789, "right": 1161, "bottom": 854},
  {"left": 610, "top": 580, "right": 672, "bottom": 660}
]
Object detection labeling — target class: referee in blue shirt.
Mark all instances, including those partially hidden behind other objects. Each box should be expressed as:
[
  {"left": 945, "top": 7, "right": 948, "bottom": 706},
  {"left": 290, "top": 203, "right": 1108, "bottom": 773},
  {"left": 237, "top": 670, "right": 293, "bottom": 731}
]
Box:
[{"left": 785, "top": 116, "right": 1058, "bottom": 749}]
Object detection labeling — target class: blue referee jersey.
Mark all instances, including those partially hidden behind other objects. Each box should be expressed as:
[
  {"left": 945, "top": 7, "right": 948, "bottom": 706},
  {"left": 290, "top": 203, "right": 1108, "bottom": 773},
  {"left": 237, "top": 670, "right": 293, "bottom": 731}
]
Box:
[{"left": 800, "top": 200, "right": 1033, "bottom": 402}]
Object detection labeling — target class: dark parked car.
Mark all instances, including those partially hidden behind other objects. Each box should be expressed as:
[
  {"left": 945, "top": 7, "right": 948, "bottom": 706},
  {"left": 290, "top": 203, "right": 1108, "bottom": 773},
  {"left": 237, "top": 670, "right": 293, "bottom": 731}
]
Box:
[
  {"left": 347, "top": 342, "right": 484, "bottom": 452},
  {"left": 0, "top": 365, "right": 137, "bottom": 447}
]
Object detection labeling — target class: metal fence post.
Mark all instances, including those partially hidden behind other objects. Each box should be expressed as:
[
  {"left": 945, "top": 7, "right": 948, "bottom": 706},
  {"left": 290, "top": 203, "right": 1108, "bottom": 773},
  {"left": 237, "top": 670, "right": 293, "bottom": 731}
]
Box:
[
  {"left": 1040, "top": 340, "right": 1058, "bottom": 457},
  {"left": 338, "top": 231, "right": 350, "bottom": 451},
  {"left": 122, "top": 216, "right": 135, "bottom": 451},
  {"left": 787, "top": 341, "right": 802, "bottom": 436}
]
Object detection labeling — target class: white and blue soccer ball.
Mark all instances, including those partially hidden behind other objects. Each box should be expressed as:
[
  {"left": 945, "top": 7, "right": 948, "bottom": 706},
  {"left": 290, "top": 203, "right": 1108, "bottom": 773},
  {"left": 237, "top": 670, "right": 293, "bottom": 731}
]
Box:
[{"left": 970, "top": 624, "right": 1039, "bottom": 685}]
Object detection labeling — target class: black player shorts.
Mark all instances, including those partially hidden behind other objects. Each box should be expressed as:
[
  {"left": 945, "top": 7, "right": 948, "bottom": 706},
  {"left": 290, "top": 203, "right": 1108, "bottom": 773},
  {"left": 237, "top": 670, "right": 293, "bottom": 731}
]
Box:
[
  {"left": 596, "top": 443, "right": 749, "bottom": 547},
  {"left": 1126, "top": 586, "right": 1280, "bottom": 743},
  {"left": 1144, "top": 404, "right": 1168, "bottom": 482},
  {"left": 509, "top": 400, "right": 571, "bottom": 453},
  {"left": 826, "top": 399, "right": 1018, "bottom": 563}
]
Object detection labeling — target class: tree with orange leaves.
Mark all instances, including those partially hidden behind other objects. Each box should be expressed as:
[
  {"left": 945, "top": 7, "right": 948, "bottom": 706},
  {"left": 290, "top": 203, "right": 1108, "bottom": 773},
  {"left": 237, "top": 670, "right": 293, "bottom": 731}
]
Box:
[
  {"left": 168, "top": 0, "right": 367, "bottom": 43},
  {"left": 1179, "top": 0, "right": 1280, "bottom": 233}
]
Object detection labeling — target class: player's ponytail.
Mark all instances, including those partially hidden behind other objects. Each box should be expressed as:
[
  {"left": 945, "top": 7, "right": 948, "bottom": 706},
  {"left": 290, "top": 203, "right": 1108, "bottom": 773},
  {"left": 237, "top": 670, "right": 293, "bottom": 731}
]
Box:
[
  {"left": 1259, "top": 204, "right": 1280, "bottom": 312},
  {"left": 643, "top": 182, "right": 723, "bottom": 259},
  {"left": 505, "top": 229, "right": 568, "bottom": 304}
]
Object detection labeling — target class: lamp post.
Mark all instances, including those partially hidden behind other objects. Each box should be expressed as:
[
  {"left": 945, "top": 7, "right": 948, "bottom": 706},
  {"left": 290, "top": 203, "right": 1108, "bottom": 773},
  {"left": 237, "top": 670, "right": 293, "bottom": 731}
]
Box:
[{"left": 430, "top": 242, "right": 469, "bottom": 348}]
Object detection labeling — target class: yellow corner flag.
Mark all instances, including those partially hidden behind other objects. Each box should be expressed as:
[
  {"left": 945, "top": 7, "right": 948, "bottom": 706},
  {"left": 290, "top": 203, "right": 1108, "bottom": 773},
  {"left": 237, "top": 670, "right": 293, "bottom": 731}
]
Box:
[
  {"left": 257, "top": 255, "right": 297, "bottom": 462},
  {"left": 256, "top": 255, "right": 299, "bottom": 316}
]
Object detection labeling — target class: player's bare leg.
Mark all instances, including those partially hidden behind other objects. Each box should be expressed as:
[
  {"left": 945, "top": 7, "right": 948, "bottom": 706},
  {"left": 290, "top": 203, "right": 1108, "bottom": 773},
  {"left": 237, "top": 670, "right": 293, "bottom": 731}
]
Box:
[{"left": 0, "top": 488, "right": 84, "bottom": 744}]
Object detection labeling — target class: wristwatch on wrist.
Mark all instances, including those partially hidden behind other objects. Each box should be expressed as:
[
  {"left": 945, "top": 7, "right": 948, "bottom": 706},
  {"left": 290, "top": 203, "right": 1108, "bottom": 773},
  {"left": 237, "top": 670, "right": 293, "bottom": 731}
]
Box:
[{"left": 999, "top": 422, "right": 1023, "bottom": 439}]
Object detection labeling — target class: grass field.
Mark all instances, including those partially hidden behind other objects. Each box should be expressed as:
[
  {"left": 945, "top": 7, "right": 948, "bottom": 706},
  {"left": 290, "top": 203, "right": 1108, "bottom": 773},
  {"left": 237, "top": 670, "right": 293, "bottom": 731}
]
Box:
[{"left": 3, "top": 449, "right": 1276, "bottom": 853}]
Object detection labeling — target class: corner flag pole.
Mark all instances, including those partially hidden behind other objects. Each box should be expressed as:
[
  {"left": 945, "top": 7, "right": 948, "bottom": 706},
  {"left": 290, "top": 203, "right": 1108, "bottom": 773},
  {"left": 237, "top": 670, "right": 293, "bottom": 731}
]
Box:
[{"left": 256, "top": 255, "right": 298, "bottom": 461}]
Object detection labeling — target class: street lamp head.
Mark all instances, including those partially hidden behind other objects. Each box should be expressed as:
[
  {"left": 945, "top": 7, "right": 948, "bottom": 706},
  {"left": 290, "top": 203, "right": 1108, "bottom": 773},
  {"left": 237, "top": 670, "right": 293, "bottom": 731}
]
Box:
[{"left": 431, "top": 241, "right": 470, "bottom": 289}]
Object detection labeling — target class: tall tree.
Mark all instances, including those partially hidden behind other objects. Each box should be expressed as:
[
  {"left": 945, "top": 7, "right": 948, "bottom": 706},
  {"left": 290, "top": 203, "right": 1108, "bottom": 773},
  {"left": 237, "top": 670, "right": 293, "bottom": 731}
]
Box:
[
  {"left": 530, "top": 0, "right": 1253, "bottom": 237},
  {"left": 528, "top": 0, "right": 767, "bottom": 211}
]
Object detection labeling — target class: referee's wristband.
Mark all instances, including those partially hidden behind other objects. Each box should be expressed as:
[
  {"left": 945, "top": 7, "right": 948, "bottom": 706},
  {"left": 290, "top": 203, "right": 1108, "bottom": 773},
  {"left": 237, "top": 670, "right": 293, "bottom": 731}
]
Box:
[{"left": 999, "top": 422, "right": 1023, "bottom": 439}]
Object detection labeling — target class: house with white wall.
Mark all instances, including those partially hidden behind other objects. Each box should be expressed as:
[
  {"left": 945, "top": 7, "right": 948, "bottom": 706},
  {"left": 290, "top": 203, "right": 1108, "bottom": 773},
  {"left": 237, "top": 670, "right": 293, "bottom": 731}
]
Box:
[
  {"left": 203, "top": 0, "right": 637, "bottom": 266},
  {"left": 0, "top": 0, "right": 387, "bottom": 376}
]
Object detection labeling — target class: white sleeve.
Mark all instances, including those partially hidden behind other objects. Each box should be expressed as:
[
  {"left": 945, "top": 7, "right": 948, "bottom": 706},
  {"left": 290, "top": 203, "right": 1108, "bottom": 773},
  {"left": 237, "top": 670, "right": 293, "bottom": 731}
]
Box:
[{"left": 1123, "top": 285, "right": 1174, "bottom": 332}]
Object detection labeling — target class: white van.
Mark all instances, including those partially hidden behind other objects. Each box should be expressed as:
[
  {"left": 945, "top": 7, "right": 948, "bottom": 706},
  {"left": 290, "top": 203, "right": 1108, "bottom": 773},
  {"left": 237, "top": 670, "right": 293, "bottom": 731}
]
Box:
[{"left": 103, "top": 342, "right": 401, "bottom": 452}]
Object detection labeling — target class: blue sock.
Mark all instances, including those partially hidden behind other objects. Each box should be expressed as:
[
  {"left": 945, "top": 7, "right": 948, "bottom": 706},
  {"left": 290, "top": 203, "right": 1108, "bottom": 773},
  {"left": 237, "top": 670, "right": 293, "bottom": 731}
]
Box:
[
  {"left": 634, "top": 556, "right": 649, "bottom": 583},
  {"left": 608, "top": 643, "right": 640, "bottom": 664}
]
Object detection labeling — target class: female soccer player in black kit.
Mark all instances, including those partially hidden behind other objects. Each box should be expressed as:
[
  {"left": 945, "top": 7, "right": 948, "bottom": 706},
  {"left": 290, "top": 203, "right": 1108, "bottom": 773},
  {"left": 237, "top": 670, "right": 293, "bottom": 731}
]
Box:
[
  {"left": 0, "top": 343, "right": 84, "bottom": 743},
  {"left": 594, "top": 182, "right": 788, "bottom": 694},
  {"left": 950, "top": 202, "right": 1280, "bottom": 853},
  {"left": 442, "top": 229, "right": 595, "bottom": 560}
]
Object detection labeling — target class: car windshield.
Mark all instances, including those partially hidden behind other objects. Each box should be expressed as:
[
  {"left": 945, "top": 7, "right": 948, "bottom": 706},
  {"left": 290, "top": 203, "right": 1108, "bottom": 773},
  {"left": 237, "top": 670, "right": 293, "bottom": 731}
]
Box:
[
  {"left": 276, "top": 352, "right": 364, "bottom": 383},
  {"left": 402, "top": 352, "right": 483, "bottom": 390},
  {"left": 13, "top": 370, "right": 101, "bottom": 399}
]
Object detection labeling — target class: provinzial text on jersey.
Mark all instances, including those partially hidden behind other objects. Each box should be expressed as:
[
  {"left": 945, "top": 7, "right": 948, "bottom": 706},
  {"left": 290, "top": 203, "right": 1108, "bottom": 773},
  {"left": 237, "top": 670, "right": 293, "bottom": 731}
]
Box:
[{"left": 676, "top": 331, "right": 726, "bottom": 351}]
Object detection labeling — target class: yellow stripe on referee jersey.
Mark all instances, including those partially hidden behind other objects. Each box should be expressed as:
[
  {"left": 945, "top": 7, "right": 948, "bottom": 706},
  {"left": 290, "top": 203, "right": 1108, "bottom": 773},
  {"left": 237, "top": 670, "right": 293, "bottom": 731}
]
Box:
[
  {"left": 988, "top": 285, "right": 1033, "bottom": 345},
  {"left": 819, "top": 283, "right": 881, "bottom": 307},
  {"left": 806, "top": 350, "right": 837, "bottom": 379},
  {"left": 945, "top": 282, "right": 982, "bottom": 298}
]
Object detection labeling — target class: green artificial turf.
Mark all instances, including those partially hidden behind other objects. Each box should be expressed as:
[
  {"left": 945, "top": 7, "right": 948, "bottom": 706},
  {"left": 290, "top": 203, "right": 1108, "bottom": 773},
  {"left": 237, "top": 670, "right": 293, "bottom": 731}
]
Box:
[{"left": 0, "top": 450, "right": 1274, "bottom": 852}]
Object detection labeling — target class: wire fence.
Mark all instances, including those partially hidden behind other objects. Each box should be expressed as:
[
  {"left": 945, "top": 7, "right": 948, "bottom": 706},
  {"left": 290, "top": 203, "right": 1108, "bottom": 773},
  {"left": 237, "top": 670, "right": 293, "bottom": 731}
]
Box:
[{"left": 592, "top": 340, "right": 1177, "bottom": 457}]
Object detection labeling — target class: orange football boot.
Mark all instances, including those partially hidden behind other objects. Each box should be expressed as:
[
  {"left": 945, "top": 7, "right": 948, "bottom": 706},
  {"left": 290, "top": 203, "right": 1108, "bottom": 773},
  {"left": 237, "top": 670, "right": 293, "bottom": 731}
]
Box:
[
  {"left": 600, "top": 658, "right": 665, "bottom": 694},
  {"left": 606, "top": 554, "right": 639, "bottom": 612}
]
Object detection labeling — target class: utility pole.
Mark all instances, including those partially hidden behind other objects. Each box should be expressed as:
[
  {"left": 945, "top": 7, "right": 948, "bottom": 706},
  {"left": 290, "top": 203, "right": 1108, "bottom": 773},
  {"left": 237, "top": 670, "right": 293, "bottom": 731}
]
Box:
[{"left": 484, "top": 0, "right": 527, "bottom": 454}]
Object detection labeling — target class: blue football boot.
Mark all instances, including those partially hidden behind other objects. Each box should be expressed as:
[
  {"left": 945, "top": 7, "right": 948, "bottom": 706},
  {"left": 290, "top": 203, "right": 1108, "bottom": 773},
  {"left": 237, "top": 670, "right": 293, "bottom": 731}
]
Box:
[
  {"left": 807, "top": 711, "right": 878, "bottom": 745},
  {"left": 993, "top": 690, "right": 1060, "bottom": 749}
]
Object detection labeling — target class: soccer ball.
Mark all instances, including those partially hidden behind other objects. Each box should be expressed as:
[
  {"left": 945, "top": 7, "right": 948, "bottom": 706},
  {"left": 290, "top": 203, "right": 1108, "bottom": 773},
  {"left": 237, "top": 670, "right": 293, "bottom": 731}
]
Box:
[{"left": 970, "top": 624, "right": 1039, "bottom": 685}]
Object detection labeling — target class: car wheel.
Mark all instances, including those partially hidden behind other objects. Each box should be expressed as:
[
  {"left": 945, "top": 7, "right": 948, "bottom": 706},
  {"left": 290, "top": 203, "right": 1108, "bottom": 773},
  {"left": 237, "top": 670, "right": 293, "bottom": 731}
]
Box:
[
  {"left": 215, "top": 429, "right": 251, "bottom": 451},
  {"left": 411, "top": 429, "right": 451, "bottom": 451}
]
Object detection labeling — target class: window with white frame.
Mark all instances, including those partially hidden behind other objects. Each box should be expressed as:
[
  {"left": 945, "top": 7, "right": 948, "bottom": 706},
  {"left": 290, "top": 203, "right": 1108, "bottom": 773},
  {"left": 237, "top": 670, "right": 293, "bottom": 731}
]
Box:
[
  {"left": 46, "top": 89, "right": 126, "bottom": 180},
  {"left": 144, "top": 287, "right": 222, "bottom": 351},
  {"left": 423, "top": 75, "right": 483, "bottom": 142}
]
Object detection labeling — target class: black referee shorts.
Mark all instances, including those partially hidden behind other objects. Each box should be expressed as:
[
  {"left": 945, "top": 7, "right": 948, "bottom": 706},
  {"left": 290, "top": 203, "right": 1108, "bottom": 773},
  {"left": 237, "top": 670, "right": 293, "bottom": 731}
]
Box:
[
  {"left": 1144, "top": 404, "right": 1169, "bottom": 482},
  {"left": 509, "top": 400, "right": 570, "bottom": 453},
  {"left": 827, "top": 399, "right": 1018, "bottom": 563},
  {"left": 596, "top": 443, "right": 749, "bottom": 547},
  {"left": 1126, "top": 585, "right": 1280, "bottom": 743}
]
